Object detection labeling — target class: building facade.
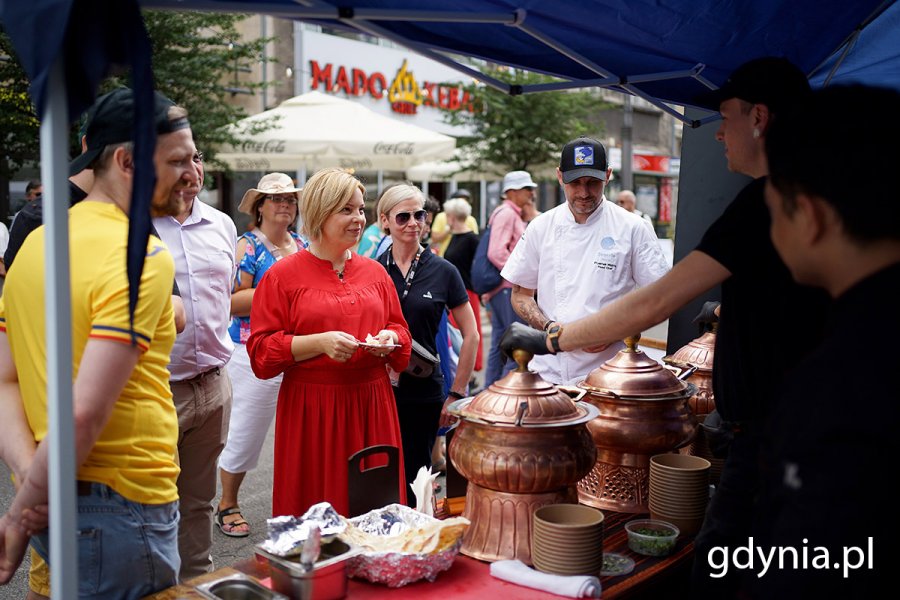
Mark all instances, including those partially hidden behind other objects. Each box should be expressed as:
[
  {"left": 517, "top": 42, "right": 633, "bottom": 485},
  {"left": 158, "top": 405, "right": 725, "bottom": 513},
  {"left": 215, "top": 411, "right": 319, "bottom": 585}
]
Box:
[{"left": 223, "top": 18, "right": 683, "bottom": 237}]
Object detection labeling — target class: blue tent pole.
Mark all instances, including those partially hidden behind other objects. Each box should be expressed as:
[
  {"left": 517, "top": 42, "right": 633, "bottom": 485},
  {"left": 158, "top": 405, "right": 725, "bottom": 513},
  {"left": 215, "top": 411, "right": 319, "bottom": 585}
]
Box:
[{"left": 41, "top": 57, "right": 78, "bottom": 594}]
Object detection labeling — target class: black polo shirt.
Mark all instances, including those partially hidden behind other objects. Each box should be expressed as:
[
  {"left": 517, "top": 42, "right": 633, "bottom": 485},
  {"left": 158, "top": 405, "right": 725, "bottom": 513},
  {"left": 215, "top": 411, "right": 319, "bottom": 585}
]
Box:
[
  {"left": 695, "top": 177, "right": 829, "bottom": 423},
  {"left": 754, "top": 262, "right": 900, "bottom": 598},
  {"left": 378, "top": 248, "right": 468, "bottom": 403}
]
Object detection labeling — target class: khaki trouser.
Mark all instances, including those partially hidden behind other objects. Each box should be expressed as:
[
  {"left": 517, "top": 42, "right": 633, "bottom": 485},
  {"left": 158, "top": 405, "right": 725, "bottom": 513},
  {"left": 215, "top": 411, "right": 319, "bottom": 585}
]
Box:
[{"left": 171, "top": 367, "right": 232, "bottom": 581}]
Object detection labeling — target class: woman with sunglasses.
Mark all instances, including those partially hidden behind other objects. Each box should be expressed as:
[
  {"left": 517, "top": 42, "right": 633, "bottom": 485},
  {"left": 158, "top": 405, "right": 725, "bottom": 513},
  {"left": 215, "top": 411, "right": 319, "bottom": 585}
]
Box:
[
  {"left": 247, "top": 168, "right": 412, "bottom": 518},
  {"left": 376, "top": 184, "right": 480, "bottom": 491},
  {"left": 215, "top": 173, "right": 306, "bottom": 536}
]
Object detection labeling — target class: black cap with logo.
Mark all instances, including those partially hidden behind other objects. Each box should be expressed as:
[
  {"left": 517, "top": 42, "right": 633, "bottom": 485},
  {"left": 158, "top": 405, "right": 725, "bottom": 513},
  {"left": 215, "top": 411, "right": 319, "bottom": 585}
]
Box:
[
  {"left": 694, "top": 57, "right": 811, "bottom": 116},
  {"left": 69, "top": 87, "right": 189, "bottom": 175},
  {"left": 559, "top": 136, "right": 608, "bottom": 183}
]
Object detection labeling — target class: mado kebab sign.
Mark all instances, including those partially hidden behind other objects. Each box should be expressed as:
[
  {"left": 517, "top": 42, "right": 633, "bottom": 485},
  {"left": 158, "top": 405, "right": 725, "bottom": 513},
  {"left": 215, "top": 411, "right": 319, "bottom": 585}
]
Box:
[{"left": 302, "top": 30, "right": 476, "bottom": 136}]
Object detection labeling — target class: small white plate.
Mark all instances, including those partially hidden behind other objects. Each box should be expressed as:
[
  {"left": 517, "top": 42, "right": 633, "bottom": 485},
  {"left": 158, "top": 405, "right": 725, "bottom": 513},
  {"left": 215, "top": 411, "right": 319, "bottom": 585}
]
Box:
[{"left": 357, "top": 343, "right": 401, "bottom": 349}]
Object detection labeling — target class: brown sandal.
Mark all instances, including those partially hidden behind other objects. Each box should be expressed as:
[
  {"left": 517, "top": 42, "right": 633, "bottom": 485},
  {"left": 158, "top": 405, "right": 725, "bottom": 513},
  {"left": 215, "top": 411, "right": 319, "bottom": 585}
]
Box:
[{"left": 215, "top": 507, "right": 250, "bottom": 538}]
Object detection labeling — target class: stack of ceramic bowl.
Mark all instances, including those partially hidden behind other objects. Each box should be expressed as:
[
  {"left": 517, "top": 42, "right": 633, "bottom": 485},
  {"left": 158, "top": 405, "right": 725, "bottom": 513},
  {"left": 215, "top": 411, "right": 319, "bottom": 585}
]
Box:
[
  {"left": 648, "top": 454, "right": 710, "bottom": 535},
  {"left": 531, "top": 504, "right": 604, "bottom": 575}
]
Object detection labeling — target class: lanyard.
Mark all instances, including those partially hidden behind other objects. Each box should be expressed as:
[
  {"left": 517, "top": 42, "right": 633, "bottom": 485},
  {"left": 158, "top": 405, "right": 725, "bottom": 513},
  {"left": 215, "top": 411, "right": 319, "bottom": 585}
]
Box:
[{"left": 388, "top": 245, "right": 423, "bottom": 303}]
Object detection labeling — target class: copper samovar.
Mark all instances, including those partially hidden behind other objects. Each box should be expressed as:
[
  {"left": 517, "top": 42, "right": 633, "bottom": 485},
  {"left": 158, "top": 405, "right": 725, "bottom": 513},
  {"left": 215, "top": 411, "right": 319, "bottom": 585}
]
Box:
[
  {"left": 577, "top": 335, "right": 698, "bottom": 513},
  {"left": 448, "top": 349, "right": 598, "bottom": 564},
  {"left": 666, "top": 302, "right": 718, "bottom": 418}
]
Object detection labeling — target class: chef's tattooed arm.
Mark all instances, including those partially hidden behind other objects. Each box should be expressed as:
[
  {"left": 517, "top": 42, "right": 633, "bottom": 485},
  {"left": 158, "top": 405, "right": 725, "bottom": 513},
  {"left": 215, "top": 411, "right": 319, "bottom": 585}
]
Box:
[{"left": 511, "top": 285, "right": 553, "bottom": 331}]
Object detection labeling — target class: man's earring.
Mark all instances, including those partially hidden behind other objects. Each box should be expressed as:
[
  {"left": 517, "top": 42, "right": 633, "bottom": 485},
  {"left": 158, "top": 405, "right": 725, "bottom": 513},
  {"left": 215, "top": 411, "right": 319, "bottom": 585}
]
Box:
[{"left": 752, "top": 128, "right": 761, "bottom": 139}]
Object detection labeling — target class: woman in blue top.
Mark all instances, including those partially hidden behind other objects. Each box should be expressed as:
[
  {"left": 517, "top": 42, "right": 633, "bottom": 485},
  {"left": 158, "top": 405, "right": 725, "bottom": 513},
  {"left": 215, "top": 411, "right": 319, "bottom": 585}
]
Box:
[{"left": 216, "top": 173, "right": 305, "bottom": 537}]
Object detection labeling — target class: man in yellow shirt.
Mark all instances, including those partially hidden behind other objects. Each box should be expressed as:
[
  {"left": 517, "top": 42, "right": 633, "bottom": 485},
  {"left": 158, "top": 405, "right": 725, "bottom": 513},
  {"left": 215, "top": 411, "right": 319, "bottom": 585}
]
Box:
[{"left": 0, "top": 88, "right": 199, "bottom": 598}]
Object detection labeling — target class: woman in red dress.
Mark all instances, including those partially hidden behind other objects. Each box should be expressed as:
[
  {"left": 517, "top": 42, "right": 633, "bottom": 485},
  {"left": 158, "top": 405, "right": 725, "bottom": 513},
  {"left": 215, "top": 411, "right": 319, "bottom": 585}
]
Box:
[{"left": 247, "top": 168, "right": 411, "bottom": 517}]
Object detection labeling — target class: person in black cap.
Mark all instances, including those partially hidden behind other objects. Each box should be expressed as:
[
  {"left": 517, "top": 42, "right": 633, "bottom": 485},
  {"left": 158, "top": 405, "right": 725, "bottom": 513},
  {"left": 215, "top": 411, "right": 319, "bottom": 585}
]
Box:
[
  {"left": 501, "top": 135, "right": 669, "bottom": 386},
  {"left": 751, "top": 84, "right": 899, "bottom": 598},
  {"left": 3, "top": 89, "right": 187, "bottom": 334},
  {"left": 0, "top": 87, "right": 197, "bottom": 597},
  {"left": 500, "top": 57, "right": 831, "bottom": 597}
]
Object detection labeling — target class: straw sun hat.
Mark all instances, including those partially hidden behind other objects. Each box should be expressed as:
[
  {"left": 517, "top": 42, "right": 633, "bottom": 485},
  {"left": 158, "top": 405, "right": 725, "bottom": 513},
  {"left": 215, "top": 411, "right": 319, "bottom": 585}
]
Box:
[{"left": 238, "top": 172, "right": 303, "bottom": 215}]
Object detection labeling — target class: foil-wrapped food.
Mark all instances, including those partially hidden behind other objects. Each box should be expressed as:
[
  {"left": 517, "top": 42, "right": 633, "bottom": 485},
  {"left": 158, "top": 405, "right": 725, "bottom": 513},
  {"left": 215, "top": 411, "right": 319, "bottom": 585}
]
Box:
[
  {"left": 258, "top": 502, "right": 346, "bottom": 557},
  {"left": 339, "top": 504, "right": 469, "bottom": 587}
]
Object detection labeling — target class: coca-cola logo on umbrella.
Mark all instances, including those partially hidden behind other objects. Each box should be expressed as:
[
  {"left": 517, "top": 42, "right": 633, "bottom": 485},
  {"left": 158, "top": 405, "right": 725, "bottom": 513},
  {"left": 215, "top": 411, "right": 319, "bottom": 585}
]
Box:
[
  {"left": 240, "top": 139, "right": 287, "bottom": 154},
  {"left": 373, "top": 142, "right": 415, "bottom": 155}
]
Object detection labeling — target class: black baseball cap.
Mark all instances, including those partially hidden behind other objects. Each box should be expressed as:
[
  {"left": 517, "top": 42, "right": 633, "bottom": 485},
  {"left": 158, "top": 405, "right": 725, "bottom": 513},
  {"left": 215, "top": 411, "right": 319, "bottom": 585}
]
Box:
[
  {"left": 694, "top": 57, "right": 811, "bottom": 116},
  {"left": 559, "top": 136, "right": 608, "bottom": 183},
  {"left": 70, "top": 87, "right": 190, "bottom": 175}
]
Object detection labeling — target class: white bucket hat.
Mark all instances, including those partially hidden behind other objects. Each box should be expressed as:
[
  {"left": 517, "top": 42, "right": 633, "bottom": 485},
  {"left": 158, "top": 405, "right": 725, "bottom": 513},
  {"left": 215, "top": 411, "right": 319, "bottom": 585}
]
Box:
[
  {"left": 501, "top": 170, "right": 537, "bottom": 194},
  {"left": 238, "top": 172, "right": 302, "bottom": 215}
]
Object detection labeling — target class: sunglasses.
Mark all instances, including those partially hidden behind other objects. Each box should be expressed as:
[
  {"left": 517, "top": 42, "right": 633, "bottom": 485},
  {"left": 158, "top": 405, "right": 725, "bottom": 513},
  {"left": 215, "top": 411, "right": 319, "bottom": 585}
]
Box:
[
  {"left": 394, "top": 209, "right": 427, "bottom": 226},
  {"left": 265, "top": 194, "right": 298, "bottom": 205}
]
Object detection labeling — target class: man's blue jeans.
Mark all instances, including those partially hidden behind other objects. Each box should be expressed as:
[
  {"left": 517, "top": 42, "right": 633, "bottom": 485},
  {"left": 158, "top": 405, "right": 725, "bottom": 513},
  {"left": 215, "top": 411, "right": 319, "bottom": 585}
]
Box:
[
  {"left": 31, "top": 481, "right": 180, "bottom": 599},
  {"left": 485, "top": 288, "right": 524, "bottom": 387}
]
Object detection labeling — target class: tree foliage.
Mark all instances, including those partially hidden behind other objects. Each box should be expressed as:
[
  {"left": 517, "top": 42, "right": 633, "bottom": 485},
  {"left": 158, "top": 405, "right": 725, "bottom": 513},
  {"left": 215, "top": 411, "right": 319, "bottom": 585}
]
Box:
[
  {"left": 0, "top": 11, "right": 275, "bottom": 177},
  {"left": 443, "top": 67, "right": 612, "bottom": 177},
  {"left": 0, "top": 28, "right": 40, "bottom": 179},
  {"left": 124, "top": 11, "right": 276, "bottom": 171}
]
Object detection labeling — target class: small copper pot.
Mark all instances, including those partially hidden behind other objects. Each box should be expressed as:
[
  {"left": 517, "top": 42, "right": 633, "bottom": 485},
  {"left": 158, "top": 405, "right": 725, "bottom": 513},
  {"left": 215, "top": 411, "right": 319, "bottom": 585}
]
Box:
[
  {"left": 666, "top": 327, "right": 716, "bottom": 417},
  {"left": 448, "top": 350, "right": 598, "bottom": 564},
  {"left": 577, "top": 336, "right": 698, "bottom": 513}
]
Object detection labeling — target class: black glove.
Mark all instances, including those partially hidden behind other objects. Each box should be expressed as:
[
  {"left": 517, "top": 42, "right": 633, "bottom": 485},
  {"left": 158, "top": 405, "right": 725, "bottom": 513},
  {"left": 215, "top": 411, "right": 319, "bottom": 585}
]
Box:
[
  {"left": 500, "top": 322, "right": 552, "bottom": 360},
  {"left": 692, "top": 301, "right": 721, "bottom": 334}
]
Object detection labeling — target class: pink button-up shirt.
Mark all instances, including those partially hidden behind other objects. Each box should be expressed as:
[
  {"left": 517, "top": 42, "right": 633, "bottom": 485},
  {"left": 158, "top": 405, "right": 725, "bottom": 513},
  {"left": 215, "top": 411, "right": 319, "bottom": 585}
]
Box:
[
  {"left": 485, "top": 199, "right": 525, "bottom": 298},
  {"left": 153, "top": 199, "right": 237, "bottom": 381}
]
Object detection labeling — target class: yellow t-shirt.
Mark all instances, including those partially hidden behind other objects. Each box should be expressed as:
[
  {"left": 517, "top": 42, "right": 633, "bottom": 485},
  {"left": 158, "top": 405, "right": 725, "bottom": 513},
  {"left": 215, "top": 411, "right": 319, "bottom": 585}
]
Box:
[
  {"left": 432, "top": 212, "right": 479, "bottom": 256},
  {"left": 0, "top": 200, "right": 180, "bottom": 504}
]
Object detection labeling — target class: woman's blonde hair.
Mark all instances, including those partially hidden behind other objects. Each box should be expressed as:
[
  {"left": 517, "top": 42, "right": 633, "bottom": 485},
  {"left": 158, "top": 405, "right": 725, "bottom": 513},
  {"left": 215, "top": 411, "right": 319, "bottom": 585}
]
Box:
[
  {"left": 376, "top": 183, "right": 425, "bottom": 234},
  {"left": 300, "top": 168, "right": 366, "bottom": 240},
  {"left": 442, "top": 197, "right": 472, "bottom": 220}
]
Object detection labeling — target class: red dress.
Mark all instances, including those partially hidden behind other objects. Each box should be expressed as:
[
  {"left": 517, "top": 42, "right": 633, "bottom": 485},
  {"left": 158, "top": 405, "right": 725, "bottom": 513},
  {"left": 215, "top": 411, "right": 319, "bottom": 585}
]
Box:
[{"left": 247, "top": 250, "right": 411, "bottom": 517}]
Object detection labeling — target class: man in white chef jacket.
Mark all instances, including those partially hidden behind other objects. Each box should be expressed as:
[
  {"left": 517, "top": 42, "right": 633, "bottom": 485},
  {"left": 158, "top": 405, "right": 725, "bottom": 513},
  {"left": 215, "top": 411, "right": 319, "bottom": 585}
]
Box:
[{"left": 501, "top": 136, "right": 669, "bottom": 384}]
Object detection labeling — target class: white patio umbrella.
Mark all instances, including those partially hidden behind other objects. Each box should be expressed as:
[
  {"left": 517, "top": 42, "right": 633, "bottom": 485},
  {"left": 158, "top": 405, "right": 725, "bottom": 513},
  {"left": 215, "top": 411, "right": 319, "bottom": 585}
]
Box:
[
  {"left": 216, "top": 91, "right": 456, "bottom": 172},
  {"left": 405, "top": 158, "right": 497, "bottom": 182},
  {"left": 406, "top": 158, "right": 558, "bottom": 182}
]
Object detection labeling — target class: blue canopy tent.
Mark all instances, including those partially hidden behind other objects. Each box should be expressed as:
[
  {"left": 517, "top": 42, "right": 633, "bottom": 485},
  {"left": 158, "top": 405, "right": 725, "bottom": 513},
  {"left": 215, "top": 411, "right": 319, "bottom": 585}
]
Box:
[{"left": 1, "top": 0, "right": 898, "bottom": 592}]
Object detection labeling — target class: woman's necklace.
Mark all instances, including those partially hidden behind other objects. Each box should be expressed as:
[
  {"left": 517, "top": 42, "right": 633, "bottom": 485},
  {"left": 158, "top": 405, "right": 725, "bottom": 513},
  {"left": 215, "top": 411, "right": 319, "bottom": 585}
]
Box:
[{"left": 309, "top": 246, "right": 351, "bottom": 279}]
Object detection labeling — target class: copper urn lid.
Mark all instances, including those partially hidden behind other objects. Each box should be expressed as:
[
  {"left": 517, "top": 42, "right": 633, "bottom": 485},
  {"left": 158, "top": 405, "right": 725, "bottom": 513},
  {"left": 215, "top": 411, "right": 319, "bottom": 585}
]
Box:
[
  {"left": 460, "top": 349, "right": 589, "bottom": 426},
  {"left": 579, "top": 335, "right": 694, "bottom": 398},
  {"left": 667, "top": 329, "right": 715, "bottom": 373}
]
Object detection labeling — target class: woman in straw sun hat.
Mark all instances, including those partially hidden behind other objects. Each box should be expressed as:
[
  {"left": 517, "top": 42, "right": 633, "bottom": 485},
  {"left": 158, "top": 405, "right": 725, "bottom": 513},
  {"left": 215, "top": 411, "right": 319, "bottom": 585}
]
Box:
[{"left": 216, "top": 172, "right": 305, "bottom": 537}]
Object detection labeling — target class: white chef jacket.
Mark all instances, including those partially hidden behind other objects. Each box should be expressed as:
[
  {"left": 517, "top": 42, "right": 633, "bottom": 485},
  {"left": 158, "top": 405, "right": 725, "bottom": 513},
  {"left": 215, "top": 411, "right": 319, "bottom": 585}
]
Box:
[{"left": 501, "top": 198, "right": 669, "bottom": 384}]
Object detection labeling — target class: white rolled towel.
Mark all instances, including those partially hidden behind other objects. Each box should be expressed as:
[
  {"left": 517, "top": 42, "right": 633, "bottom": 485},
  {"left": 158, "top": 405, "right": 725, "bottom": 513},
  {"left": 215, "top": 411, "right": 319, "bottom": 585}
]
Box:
[{"left": 490, "top": 559, "right": 601, "bottom": 598}]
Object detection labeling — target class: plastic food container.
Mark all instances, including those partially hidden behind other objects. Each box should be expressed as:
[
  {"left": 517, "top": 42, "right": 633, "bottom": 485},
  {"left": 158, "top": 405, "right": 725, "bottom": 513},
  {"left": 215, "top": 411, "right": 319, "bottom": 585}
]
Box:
[
  {"left": 255, "top": 538, "right": 361, "bottom": 600},
  {"left": 624, "top": 519, "right": 680, "bottom": 556}
]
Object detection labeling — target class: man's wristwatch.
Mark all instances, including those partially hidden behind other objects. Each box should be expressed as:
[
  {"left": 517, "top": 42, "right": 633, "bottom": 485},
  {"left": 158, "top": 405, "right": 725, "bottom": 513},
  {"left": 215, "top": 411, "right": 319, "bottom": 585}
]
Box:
[
  {"left": 448, "top": 390, "right": 466, "bottom": 400},
  {"left": 542, "top": 319, "right": 557, "bottom": 332},
  {"left": 547, "top": 323, "right": 563, "bottom": 354}
]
